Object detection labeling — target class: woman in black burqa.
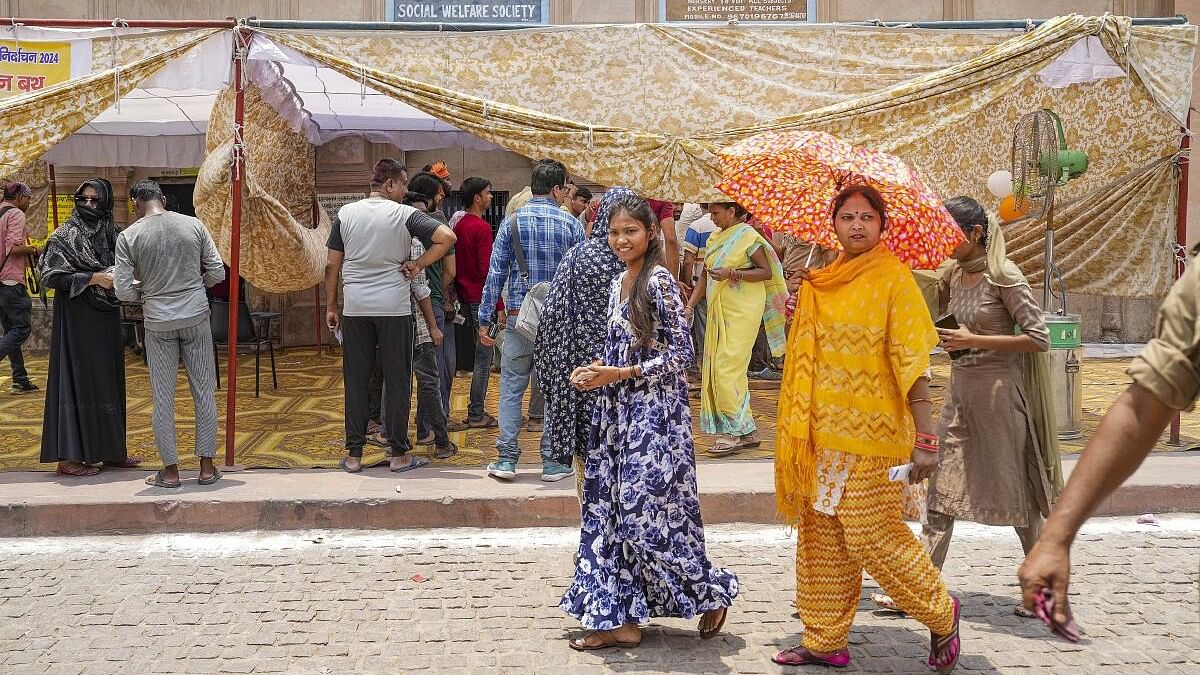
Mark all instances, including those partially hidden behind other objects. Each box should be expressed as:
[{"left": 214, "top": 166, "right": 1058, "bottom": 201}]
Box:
[{"left": 39, "top": 178, "right": 141, "bottom": 476}]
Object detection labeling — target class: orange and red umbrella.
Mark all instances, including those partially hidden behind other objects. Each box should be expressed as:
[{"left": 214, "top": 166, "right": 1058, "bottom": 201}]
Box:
[{"left": 715, "top": 130, "right": 964, "bottom": 270}]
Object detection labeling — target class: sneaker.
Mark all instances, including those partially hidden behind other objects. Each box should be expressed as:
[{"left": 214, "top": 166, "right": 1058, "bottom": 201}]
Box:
[
  {"left": 749, "top": 367, "right": 783, "bottom": 382},
  {"left": 487, "top": 460, "right": 517, "bottom": 480},
  {"left": 541, "top": 462, "right": 574, "bottom": 483},
  {"left": 9, "top": 381, "right": 38, "bottom": 395}
]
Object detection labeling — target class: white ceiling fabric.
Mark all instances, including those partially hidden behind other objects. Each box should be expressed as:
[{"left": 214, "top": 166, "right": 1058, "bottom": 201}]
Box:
[{"left": 33, "top": 29, "right": 490, "bottom": 167}]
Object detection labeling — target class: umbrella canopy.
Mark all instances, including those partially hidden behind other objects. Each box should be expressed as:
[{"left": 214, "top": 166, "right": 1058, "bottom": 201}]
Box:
[{"left": 716, "top": 130, "right": 964, "bottom": 269}]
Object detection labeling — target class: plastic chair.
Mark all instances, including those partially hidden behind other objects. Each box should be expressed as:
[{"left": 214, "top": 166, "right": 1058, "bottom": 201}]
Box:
[{"left": 210, "top": 299, "right": 277, "bottom": 397}]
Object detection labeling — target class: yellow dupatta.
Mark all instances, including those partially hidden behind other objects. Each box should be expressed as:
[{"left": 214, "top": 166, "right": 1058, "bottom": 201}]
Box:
[{"left": 775, "top": 244, "right": 938, "bottom": 524}]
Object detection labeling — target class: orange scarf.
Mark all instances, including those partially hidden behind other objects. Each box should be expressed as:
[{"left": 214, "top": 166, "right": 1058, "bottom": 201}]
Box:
[{"left": 775, "top": 244, "right": 937, "bottom": 524}]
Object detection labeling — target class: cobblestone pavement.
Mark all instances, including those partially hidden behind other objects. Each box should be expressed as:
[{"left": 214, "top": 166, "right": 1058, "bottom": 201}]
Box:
[{"left": 0, "top": 517, "right": 1196, "bottom": 674}]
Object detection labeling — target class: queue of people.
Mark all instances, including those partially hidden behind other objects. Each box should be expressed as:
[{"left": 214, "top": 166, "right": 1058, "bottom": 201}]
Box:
[{"left": 5, "top": 153, "right": 1198, "bottom": 671}]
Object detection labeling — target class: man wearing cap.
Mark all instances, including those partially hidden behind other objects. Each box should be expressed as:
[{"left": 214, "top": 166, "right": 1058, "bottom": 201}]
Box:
[{"left": 0, "top": 181, "right": 38, "bottom": 395}]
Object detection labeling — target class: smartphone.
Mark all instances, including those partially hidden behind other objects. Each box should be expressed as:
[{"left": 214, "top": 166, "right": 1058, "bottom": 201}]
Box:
[
  {"left": 487, "top": 322, "right": 501, "bottom": 340},
  {"left": 934, "top": 314, "right": 969, "bottom": 361}
]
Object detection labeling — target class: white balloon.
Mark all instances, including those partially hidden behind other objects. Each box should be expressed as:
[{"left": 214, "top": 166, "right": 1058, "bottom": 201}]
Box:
[{"left": 987, "top": 170, "right": 1014, "bottom": 199}]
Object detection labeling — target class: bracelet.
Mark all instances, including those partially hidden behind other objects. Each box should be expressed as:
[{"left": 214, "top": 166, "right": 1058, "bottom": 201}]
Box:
[
  {"left": 916, "top": 431, "right": 939, "bottom": 445},
  {"left": 908, "top": 397, "right": 933, "bottom": 405},
  {"left": 915, "top": 442, "right": 939, "bottom": 453}
]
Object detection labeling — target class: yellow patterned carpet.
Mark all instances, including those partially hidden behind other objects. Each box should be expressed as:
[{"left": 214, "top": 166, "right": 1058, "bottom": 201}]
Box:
[{"left": 0, "top": 348, "right": 1195, "bottom": 471}]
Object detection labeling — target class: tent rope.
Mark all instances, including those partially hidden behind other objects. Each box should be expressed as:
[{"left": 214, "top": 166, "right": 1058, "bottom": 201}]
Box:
[{"left": 358, "top": 65, "right": 367, "bottom": 105}]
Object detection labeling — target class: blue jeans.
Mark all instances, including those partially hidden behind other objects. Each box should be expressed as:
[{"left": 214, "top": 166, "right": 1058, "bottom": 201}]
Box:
[
  {"left": 418, "top": 304, "right": 456, "bottom": 438},
  {"left": 496, "top": 327, "right": 552, "bottom": 465},
  {"left": 464, "top": 303, "right": 494, "bottom": 420}
]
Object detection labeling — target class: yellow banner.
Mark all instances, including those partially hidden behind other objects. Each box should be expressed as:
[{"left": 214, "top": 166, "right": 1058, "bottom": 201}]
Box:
[{"left": 0, "top": 40, "right": 71, "bottom": 98}]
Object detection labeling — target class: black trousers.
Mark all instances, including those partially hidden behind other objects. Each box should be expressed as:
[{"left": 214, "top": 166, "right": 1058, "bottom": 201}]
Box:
[
  {"left": 342, "top": 315, "right": 413, "bottom": 457},
  {"left": 0, "top": 283, "right": 32, "bottom": 385}
]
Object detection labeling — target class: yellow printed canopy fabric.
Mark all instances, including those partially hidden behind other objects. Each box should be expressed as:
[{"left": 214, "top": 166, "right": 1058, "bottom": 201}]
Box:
[
  {"left": 0, "top": 28, "right": 222, "bottom": 172},
  {"left": 254, "top": 15, "right": 1192, "bottom": 297}
]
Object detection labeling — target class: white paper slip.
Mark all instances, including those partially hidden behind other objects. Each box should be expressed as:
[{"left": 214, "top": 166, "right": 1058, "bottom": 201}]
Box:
[{"left": 888, "top": 463, "right": 913, "bottom": 482}]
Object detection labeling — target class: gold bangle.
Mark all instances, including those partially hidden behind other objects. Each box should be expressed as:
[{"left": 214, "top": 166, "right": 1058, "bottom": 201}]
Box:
[{"left": 908, "top": 397, "right": 933, "bottom": 404}]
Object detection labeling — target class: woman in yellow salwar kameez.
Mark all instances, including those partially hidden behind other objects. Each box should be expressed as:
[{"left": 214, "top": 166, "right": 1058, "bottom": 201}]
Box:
[
  {"left": 685, "top": 201, "right": 788, "bottom": 456},
  {"left": 772, "top": 186, "right": 961, "bottom": 672}
]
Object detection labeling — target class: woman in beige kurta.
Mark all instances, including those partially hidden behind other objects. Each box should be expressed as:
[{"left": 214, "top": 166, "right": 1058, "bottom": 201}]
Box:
[
  {"left": 872, "top": 196, "right": 1062, "bottom": 615},
  {"left": 926, "top": 197, "right": 1061, "bottom": 568}
]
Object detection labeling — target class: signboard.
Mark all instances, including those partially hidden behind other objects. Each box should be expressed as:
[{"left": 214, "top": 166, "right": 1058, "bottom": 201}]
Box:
[
  {"left": 318, "top": 193, "right": 367, "bottom": 221},
  {"left": 663, "top": 0, "right": 811, "bottom": 22},
  {"left": 0, "top": 40, "right": 71, "bottom": 98},
  {"left": 388, "top": 1, "right": 548, "bottom": 24}
]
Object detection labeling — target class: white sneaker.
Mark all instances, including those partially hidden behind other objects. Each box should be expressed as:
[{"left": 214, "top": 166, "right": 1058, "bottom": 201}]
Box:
[{"left": 487, "top": 461, "right": 517, "bottom": 480}]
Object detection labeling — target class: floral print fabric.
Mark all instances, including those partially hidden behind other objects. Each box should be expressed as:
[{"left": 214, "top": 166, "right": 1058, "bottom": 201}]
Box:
[{"left": 559, "top": 267, "right": 738, "bottom": 630}]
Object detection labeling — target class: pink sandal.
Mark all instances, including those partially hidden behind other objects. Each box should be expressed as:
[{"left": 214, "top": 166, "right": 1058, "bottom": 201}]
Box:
[
  {"left": 928, "top": 595, "right": 961, "bottom": 673},
  {"left": 772, "top": 645, "right": 851, "bottom": 667}
]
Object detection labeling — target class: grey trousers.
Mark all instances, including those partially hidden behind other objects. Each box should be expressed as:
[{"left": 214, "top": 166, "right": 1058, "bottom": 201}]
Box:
[
  {"left": 922, "top": 509, "right": 1043, "bottom": 569},
  {"left": 145, "top": 321, "right": 218, "bottom": 466}
]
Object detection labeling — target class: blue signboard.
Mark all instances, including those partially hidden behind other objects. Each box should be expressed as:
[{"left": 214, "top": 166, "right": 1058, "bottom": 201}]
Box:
[{"left": 389, "top": 1, "right": 550, "bottom": 24}]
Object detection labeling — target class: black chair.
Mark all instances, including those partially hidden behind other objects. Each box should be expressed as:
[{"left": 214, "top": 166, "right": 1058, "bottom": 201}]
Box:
[{"left": 210, "top": 299, "right": 277, "bottom": 397}]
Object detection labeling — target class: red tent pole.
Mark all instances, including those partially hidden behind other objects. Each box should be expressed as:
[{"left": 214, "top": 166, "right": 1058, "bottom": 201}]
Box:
[
  {"left": 48, "top": 164, "right": 58, "bottom": 231},
  {"left": 1169, "top": 110, "right": 1190, "bottom": 446},
  {"left": 311, "top": 197, "right": 323, "bottom": 350},
  {"left": 224, "top": 27, "right": 246, "bottom": 467},
  {"left": 5, "top": 18, "right": 236, "bottom": 28}
]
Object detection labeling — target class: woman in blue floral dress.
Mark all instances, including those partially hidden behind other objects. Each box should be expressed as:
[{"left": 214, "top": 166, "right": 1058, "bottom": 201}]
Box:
[{"left": 559, "top": 194, "right": 738, "bottom": 650}]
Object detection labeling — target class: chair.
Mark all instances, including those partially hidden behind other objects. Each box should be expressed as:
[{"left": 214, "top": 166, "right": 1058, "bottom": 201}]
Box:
[{"left": 210, "top": 299, "right": 277, "bottom": 397}]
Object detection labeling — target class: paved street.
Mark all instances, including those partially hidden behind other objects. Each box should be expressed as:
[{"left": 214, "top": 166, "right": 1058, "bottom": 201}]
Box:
[{"left": 0, "top": 517, "right": 1196, "bottom": 674}]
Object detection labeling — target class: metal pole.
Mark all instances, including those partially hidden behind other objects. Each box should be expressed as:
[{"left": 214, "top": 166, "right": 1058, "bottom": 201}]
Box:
[
  {"left": 48, "top": 164, "right": 58, "bottom": 232},
  {"left": 224, "top": 27, "right": 246, "bottom": 468},
  {"left": 1169, "top": 110, "right": 1190, "bottom": 446},
  {"left": 1043, "top": 218, "right": 1054, "bottom": 311},
  {"left": 311, "top": 196, "right": 323, "bottom": 351},
  {"left": 5, "top": 17, "right": 236, "bottom": 28}
]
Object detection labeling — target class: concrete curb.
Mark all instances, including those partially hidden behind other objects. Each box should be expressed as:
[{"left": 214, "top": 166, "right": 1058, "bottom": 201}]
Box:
[{"left": 0, "top": 471, "right": 1193, "bottom": 537}]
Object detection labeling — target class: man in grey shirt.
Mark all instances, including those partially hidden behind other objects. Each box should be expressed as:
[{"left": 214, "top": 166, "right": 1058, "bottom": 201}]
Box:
[
  {"left": 115, "top": 180, "right": 225, "bottom": 488},
  {"left": 325, "top": 159, "right": 456, "bottom": 473}
]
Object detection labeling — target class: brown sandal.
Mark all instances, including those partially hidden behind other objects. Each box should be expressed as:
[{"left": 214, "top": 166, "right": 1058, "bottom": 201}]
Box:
[
  {"left": 56, "top": 463, "right": 100, "bottom": 477},
  {"left": 103, "top": 457, "right": 144, "bottom": 468},
  {"left": 568, "top": 629, "right": 642, "bottom": 651}
]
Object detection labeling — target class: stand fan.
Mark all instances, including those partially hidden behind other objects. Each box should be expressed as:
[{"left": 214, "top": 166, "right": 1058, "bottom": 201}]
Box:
[{"left": 1010, "top": 109, "right": 1088, "bottom": 312}]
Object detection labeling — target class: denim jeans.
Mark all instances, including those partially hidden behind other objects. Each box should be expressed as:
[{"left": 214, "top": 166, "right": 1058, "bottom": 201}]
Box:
[
  {"left": 0, "top": 283, "right": 32, "bottom": 385},
  {"left": 495, "top": 327, "right": 552, "bottom": 465},
  {"left": 389, "top": 342, "right": 447, "bottom": 449},
  {"left": 464, "top": 303, "right": 494, "bottom": 420}
]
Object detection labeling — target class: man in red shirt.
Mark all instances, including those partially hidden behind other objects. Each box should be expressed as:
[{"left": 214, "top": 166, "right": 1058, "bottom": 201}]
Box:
[
  {"left": 646, "top": 198, "right": 680, "bottom": 279},
  {"left": 0, "top": 181, "right": 37, "bottom": 395},
  {"left": 450, "top": 176, "right": 503, "bottom": 430}
]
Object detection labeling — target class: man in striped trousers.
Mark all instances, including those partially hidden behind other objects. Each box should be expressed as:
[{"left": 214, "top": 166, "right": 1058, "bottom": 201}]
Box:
[{"left": 114, "top": 181, "right": 226, "bottom": 488}]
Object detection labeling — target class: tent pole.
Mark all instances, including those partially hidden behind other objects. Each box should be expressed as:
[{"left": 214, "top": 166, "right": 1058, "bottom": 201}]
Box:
[
  {"left": 1169, "top": 110, "right": 1190, "bottom": 446},
  {"left": 311, "top": 196, "right": 323, "bottom": 352},
  {"left": 48, "top": 164, "right": 58, "bottom": 232},
  {"left": 4, "top": 18, "right": 235, "bottom": 28},
  {"left": 224, "top": 26, "right": 246, "bottom": 468}
]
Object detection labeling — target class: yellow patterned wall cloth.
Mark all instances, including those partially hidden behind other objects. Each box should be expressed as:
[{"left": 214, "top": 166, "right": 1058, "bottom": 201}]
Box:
[{"left": 259, "top": 15, "right": 1194, "bottom": 297}]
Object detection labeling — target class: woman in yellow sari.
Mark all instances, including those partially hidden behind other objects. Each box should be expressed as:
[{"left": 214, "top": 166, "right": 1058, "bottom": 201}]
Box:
[
  {"left": 772, "top": 186, "right": 961, "bottom": 672},
  {"left": 685, "top": 201, "right": 788, "bottom": 456}
]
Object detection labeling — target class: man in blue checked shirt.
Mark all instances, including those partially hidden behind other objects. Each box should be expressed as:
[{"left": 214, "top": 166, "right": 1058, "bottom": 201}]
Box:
[{"left": 478, "top": 159, "right": 584, "bottom": 482}]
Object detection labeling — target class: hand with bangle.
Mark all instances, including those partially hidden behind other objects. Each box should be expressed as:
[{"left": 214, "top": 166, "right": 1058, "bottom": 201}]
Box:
[
  {"left": 909, "top": 429, "right": 940, "bottom": 484},
  {"left": 570, "top": 360, "right": 641, "bottom": 391}
]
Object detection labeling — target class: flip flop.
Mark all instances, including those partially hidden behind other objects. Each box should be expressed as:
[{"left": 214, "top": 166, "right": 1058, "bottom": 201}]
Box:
[
  {"left": 56, "top": 463, "right": 100, "bottom": 477},
  {"left": 870, "top": 593, "right": 906, "bottom": 613},
  {"left": 198, "top": 470, "right": 222, "bottom": 486},
  {"left": 928, "top": 595, "right": 961, "bottom": 673},
  {"left": 390, "top": 456, "right": 430, "bottom": 473},
  {"left": 434, "top": 442, "right": 459, "bottom": 460},
  {"left": 104, "top": 457, "right": 144, "bottom": 468},
  {"left": 772, "top": 645, "right": 851, "bottom": 667},
  {"left": 699, "top": 606, "right": 729, "bottom": 639},
  {"left": 568, "top": 630, "right": 642, "bottom": 651},
  {"left": 144, "top": 469, "right": 182, "bottom": 489},
  {"left": 338, "top": 457, "right": 363, "bottom": 474},
  {"left": 465, "top": 415, "right": 498, "bottom": 429},
  {"left": 708, "top": 437, "right": 744, "bottom": 457}
]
